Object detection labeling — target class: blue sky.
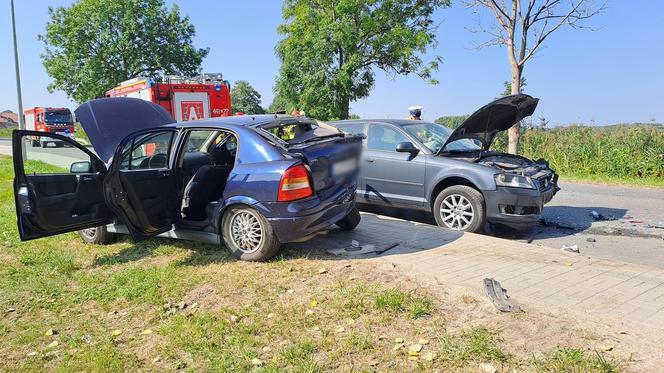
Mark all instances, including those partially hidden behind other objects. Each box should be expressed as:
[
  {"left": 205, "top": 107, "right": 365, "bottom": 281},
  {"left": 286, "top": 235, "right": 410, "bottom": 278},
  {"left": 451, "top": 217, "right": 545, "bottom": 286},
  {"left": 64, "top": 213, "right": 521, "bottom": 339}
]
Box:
[{"left": 1, "top": 0, "right": 663, "bottom": 125}]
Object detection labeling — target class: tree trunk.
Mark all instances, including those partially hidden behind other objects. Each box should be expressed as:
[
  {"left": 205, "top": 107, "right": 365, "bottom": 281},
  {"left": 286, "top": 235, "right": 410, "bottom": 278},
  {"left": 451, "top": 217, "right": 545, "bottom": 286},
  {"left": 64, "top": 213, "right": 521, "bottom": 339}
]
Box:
[
  {"left": 508, "top": 64, "right": 522, "bottom": 154},
  {"left": 340, "top": 96, "right": 350, "bottom": 119}
]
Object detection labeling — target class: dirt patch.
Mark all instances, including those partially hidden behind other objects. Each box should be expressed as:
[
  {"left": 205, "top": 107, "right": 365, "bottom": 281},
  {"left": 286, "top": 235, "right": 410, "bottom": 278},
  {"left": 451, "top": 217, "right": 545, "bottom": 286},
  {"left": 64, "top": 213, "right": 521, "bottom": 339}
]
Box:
[{"left": 183, "top": 283, "right": 223, "bottom": 311}]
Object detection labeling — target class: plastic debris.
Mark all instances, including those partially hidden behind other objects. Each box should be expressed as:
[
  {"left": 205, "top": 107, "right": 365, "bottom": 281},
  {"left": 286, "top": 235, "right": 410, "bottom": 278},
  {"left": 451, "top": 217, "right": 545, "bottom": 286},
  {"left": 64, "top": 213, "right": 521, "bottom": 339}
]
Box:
[
  {"left": 590, "top": 210, "right": 617, "bottom": 221},
  {"left": 483, "top": 278, "right": 522, "bottom": 312},
  {"left": 561, "top": 244, "right": 580, "bottom": 253}
]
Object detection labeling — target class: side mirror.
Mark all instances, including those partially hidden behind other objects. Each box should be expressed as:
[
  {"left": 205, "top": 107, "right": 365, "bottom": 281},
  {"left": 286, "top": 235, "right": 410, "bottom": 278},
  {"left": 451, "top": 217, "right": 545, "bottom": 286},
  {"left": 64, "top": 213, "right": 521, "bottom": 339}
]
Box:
[
  {"left": 70, "top": 161, "right": 92, "bottom": 174},
  {"left": 395, "top": 141, "right": 419, "bottom": 154}
]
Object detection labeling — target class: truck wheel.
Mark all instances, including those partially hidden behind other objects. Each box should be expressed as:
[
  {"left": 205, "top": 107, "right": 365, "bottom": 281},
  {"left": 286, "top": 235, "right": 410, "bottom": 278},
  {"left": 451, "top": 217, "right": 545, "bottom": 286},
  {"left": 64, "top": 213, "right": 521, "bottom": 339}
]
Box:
[
  {"left": 78, "top": 226, "right": 116, "bottom": 244},
  {"left": 221, "top": 205, "right": 281, "bottom": 262},
  {"left": 433, "top": 185, "right": 486, "bottom": 233},
  {"left": 335, "top": 206, "right": 361, "bottom": 230}
]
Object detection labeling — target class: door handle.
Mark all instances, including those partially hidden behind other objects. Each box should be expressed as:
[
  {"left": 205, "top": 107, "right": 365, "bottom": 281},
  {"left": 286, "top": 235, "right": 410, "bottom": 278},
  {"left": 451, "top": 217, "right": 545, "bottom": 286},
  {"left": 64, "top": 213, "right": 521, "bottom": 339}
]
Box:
[
  {"left": 158, "top": 170, "right": 171, "bottom": 178},
  {"left": 365, "top": 158, "right": 375, "bottom": 163},
  {"left": 79, "top": 175, "right": 95, "bottom": 182}
]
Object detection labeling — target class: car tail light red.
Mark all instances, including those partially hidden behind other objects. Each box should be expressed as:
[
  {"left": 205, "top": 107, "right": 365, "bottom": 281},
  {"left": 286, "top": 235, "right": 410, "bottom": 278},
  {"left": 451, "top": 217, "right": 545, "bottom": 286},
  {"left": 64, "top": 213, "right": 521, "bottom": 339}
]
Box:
[{"left": 278, "top": 164, "right": 313, "bottom": 202}]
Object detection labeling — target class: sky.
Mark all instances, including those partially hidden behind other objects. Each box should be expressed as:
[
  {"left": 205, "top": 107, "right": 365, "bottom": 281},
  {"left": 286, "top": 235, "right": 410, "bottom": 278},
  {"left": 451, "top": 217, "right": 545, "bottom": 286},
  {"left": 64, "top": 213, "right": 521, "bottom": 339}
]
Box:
[{"left": 1, "top": 0, "right": 663, "bottom": 125}]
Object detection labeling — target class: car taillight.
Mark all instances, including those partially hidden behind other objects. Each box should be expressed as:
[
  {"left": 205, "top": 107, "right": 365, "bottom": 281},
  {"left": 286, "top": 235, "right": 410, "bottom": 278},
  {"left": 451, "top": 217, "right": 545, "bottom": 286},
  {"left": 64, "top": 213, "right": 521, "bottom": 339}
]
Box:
[{"left": 278, "top": 164, "right": 313, "bottom": 202}]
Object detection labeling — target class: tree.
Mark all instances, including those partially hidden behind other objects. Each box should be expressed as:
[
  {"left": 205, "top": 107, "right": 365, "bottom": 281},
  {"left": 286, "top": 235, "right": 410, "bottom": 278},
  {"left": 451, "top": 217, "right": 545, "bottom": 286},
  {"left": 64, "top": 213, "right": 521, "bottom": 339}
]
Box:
[
  {"left": 40, "top": 0, "right": 208, "bottom": 103},
  {"left": 466, "top": 0, "right": 605, "bottom": 154},
  {"left": 275, "top": 0, "right": 450, "bottom": 120},
  {"left": 267, "top": 92, "right": 293, "bottom": 114},
  {"left": 231, "top": 80, "right": 265, "bottom": 114}
]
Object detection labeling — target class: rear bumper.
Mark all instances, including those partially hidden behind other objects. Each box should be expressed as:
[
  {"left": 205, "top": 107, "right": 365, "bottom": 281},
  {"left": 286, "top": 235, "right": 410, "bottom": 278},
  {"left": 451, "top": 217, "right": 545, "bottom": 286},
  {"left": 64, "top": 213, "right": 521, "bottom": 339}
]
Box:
[
  {"left": 259, "top": 183, "right": 357, "bottom": 243},
  {"left": 484, "top": 184, "right": 557, "bottom": 228}
]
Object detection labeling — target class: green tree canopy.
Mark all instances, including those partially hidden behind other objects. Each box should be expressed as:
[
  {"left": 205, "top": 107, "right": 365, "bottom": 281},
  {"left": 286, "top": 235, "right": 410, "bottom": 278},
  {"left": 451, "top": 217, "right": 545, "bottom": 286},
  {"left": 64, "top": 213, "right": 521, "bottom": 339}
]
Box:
[
  {"left": 40, "top": 0, "right": 208, "bottom": 103},
  {"left": 275, "top": 0, "right": 450, "bottom": 120},
  {"left": 230, "top": 80, "right": 265, "bottom": 114},
  {"left": 435, "top": 115, "right": 469, "bottom": 130}
]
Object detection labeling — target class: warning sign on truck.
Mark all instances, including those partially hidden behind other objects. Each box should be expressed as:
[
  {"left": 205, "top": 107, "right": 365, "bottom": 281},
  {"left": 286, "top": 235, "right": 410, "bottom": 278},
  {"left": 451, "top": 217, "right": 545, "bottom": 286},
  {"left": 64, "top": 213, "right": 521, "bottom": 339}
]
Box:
[{"left": 181, "top": 101, "right": 205, "bottom": 121}]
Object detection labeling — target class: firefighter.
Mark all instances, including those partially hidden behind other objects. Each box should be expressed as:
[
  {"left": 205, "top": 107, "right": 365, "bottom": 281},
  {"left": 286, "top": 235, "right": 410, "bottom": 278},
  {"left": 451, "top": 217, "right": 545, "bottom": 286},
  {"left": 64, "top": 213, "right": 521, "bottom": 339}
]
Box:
[{"left": 407, "top": 105, "right": 423, "bottom": 120}]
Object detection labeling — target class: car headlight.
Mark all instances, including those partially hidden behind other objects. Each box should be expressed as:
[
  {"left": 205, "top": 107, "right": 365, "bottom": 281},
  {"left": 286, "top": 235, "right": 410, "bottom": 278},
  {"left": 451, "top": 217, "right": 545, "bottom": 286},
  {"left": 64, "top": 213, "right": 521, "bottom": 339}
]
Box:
[{"left": 494, "top": 173, "right": 536, "bottom": 189}]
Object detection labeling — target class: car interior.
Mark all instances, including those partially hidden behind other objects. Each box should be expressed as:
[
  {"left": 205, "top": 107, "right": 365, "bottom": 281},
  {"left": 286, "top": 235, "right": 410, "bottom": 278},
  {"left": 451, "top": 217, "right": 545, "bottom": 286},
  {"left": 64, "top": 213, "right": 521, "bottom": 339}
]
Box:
[{"left": 177, "top": 129, "right": 237, "bottom": 228}]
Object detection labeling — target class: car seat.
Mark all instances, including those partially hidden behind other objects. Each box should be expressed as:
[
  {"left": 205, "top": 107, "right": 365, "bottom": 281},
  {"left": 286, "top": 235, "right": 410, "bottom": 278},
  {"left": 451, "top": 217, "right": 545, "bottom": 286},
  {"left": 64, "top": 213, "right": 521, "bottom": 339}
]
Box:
[{"left": 181, "top": 144, "right": 234, "bottom": 221}]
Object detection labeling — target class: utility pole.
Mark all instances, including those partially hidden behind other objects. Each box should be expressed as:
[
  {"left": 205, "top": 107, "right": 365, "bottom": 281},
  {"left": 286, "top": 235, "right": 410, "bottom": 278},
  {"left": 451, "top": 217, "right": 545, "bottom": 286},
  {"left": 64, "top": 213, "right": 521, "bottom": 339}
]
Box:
[{"left": 10, "top": 0, "right": 26, "bottom": 159}]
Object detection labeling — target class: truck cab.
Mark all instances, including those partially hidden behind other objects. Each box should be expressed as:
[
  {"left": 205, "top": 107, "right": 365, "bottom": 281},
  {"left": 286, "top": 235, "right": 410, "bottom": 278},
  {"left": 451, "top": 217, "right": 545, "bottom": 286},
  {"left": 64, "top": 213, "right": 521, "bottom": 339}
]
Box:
[{"left": 23, "top": 107, "right": 75, "bottom": 147}]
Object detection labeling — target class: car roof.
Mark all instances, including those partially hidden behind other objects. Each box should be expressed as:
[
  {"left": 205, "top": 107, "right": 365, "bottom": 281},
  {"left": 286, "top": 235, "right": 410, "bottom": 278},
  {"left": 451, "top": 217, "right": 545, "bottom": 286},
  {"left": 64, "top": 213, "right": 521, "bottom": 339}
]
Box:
[
  {"left": 163, "top": 114, "right": 297, "bottom": 129},
  {"left": 332, "top": 119, "right": 432, "bottom": 127}
]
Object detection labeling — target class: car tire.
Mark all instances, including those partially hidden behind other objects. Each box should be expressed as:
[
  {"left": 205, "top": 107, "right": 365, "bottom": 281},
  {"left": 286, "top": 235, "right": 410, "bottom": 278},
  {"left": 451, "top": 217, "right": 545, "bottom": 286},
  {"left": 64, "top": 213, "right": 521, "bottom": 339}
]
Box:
[
  {"left": 433, "top": 185, "right": 486, "bottom": 233},
  {"left": 221, "top": 205, "right": 281, "bottom": 262},
  {"left": 78, "top": 225, "right": 116, "bottom": 244},
  {"left": 335, "top": 206, "right": 361, "bottom": 230}
]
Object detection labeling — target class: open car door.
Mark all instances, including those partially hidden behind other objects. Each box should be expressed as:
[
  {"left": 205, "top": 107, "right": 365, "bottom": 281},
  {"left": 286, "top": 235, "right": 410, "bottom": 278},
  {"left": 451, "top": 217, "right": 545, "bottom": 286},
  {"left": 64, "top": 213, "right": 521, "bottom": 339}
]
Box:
[
  {"left": 104, "top": 129, "right": 181, "bottom": 240},
  {"left": 13, "top": 131, "right": 113, "bottom": 240}
]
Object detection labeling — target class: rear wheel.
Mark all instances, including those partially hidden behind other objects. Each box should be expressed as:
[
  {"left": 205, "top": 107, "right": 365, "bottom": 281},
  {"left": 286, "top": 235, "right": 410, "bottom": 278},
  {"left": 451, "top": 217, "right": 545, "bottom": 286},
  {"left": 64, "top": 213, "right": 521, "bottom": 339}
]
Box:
[
  {"left": 221, "top": 205, "right": 281, "bottom": 262},
  {"left": 433, "top": 185, "right": 485, "bottom": 233},
  {"left": 335, "top": 206, "right": 361, "bottom": 230},
  {"left": 78, "top": 225, "right": 116, "bottom": 244}
]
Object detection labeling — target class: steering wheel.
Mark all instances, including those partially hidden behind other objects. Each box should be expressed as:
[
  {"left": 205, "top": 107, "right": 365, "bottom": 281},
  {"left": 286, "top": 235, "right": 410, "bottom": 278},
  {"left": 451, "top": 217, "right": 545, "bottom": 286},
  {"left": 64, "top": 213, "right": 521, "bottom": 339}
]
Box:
[{"left": 148, "top": 153, "right": 167, "bottom": 169}]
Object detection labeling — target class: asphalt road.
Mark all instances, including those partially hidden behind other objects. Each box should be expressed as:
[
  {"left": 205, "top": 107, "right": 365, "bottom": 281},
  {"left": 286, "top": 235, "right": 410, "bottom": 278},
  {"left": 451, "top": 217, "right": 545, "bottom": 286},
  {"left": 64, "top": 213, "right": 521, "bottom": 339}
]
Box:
[{"left": 1, "top": 137, "right": 662, "bottom": 268}]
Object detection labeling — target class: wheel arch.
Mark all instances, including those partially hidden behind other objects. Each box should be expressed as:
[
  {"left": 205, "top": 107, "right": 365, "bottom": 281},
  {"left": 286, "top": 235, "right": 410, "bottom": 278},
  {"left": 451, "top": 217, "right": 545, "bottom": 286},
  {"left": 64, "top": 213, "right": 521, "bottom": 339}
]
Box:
[
  {"left": 213, "top": 195, "right": 265, "bottom": 234},
  {"left": 429, "top": 176, "right": 484, "bottom": 211}
]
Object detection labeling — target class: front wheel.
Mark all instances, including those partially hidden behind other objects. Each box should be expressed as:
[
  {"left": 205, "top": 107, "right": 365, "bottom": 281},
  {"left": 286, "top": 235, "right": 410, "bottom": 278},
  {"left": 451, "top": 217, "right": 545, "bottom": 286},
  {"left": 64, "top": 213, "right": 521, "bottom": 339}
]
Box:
[
  {"left": 221, "top": 205, "right": 281, "bottom": 262},
  {"left": 78, "top": 225, "right": 116, "bottom": 244},
  {"left": 433, "top": 185, "right": 486, "bottom": 233}
]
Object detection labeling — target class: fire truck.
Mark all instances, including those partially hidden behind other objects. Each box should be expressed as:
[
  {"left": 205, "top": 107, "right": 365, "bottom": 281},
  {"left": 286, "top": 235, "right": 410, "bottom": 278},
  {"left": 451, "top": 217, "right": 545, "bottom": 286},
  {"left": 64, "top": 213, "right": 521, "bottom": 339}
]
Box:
[
  {"left": 23, "top": 107, "right": 75, "bottom": 147},
  {"left": 105, "top": 73, "right": 232, "bottom": 122}
]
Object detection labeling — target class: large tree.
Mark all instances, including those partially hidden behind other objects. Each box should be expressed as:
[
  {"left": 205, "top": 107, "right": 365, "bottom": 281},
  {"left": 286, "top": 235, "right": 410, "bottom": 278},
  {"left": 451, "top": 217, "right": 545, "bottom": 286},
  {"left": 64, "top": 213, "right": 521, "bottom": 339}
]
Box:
[
  {"left": 275, "top": 0, "right": 450, "bottom": 120},
  {"left": 40, "top": 0, "right": 208, "bottom": 103},
  {"left": 231, "top": 80, "right": 265, "bottom": 115},
  {"left": 466, "top": 0, "right": 605, "bottom": 154}
]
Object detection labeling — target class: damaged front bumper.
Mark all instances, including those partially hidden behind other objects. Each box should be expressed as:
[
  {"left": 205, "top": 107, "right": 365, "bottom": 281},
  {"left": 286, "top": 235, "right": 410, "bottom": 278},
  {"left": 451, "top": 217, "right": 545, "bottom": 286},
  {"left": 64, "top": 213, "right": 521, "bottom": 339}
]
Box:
[{"left": 483, "top": 177, "right": 558, "bottom": 228}]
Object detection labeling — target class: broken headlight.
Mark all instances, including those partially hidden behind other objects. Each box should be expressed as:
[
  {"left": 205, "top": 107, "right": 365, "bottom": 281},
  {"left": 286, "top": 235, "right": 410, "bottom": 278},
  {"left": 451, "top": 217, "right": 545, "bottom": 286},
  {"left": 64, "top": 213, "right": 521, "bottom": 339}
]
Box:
[{"left": 494, "top": 173, "right": 536, "bottom": 189}]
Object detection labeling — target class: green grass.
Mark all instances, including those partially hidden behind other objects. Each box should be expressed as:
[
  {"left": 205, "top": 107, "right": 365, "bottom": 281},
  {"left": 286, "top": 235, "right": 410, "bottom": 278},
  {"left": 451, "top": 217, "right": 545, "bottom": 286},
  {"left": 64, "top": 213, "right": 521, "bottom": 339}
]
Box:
[{"left": 0, "top": 155, "right": 623, "bottom": 371}]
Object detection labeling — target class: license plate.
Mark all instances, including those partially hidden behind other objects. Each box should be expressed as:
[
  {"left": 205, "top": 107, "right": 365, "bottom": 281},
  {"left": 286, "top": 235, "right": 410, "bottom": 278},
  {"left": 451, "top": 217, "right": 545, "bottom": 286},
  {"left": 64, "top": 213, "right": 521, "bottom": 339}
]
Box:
[{"left": 332, "top": 158, "right": 358, "bottom": 176}]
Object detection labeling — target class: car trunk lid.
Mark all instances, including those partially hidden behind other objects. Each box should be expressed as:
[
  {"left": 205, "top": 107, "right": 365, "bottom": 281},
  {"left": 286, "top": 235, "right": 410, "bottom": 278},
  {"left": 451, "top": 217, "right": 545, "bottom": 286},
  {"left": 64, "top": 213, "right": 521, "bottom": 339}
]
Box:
[{"left": 257, "top": 118, "right": 363, "bottom": 193}]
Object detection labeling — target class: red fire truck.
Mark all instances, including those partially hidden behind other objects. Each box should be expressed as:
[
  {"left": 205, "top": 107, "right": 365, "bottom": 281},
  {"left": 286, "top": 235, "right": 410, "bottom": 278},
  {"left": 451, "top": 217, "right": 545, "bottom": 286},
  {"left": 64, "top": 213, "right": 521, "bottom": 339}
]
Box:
[
  {"left": 23, "top": 107, "right": 75, "bottom": 147},
  {"left": 105, "top": 73, "right": 232, "bottom": 122}
]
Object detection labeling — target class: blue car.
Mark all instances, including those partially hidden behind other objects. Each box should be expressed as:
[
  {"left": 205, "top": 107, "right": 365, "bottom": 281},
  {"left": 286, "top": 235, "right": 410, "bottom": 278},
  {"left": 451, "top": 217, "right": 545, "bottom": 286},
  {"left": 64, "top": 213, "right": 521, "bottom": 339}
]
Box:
[{"left": 12, "top": 98, "right": 362, "bottom": 261}]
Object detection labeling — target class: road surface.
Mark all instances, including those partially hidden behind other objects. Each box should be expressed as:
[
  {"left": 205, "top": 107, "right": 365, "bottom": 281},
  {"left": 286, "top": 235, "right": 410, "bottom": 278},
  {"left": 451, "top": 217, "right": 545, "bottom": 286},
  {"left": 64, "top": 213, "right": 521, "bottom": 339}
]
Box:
[{"left": 1, "top": 137, "right": 662, "bottom": 267}]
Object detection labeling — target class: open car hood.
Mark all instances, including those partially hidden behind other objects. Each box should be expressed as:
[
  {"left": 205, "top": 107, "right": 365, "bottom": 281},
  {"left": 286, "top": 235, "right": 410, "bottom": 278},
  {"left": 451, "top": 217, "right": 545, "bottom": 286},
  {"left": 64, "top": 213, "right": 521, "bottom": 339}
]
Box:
[
  {"left": 440, "top": 94, "right": 539, "bottom": 152},
  {"left": 75, "top": 97, "right": 175, "bottom": 164}
]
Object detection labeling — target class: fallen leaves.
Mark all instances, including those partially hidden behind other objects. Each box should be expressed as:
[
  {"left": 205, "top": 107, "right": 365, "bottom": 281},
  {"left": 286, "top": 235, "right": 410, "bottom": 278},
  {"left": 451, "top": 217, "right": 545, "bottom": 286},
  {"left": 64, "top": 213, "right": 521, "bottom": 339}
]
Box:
[
  {"left": 47, "top": 340, "right": 59, "bottom": 348},
  {"left": 479, "top": 362, "right": 497, "bottom": 373},
  {"left": 140, "top": 329, "right": 153, "bottom": 335},
  {"left": 111, "top": 329, "right": 122, "bottom": 337},
  {"left": 44, "top": 328, "right": 56, "bottom": 336},
  {"left": 251, "top": 358, "right": 264, "bottom": 366},
  {"left": 318, "top": 268, "right": 327, "bottom": 274}
]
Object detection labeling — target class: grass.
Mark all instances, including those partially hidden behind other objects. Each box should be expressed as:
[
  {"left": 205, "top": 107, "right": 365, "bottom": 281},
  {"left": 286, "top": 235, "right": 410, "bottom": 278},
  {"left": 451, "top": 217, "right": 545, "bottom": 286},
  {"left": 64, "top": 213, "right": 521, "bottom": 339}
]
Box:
[{"left": 0, "top": 155, "right": 622, "bottom": 371}]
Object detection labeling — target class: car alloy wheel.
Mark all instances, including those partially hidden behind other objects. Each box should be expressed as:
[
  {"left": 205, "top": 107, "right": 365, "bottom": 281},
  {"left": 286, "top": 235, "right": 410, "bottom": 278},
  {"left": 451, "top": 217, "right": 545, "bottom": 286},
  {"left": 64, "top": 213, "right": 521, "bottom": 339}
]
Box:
[
  {"left": 439, "top": 194, "right": 474, "bottom": 230},
  {"left": 80, "top": 227, "right": 98, "bottom": 240},
  {"left": 229, "top": 210, "right": 264, "bottom": 254}
]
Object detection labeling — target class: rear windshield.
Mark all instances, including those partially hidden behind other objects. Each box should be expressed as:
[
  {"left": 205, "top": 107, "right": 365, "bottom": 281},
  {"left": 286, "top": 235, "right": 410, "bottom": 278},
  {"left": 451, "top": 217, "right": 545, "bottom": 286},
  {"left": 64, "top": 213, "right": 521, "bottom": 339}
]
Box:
[{"left": 258, "top": 120, "right": 344, "bottom": 146}]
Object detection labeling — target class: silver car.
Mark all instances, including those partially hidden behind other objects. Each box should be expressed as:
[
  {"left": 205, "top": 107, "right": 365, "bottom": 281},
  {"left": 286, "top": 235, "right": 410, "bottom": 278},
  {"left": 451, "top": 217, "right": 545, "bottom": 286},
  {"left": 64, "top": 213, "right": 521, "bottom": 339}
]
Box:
[{"left": 331, "top": 94, "right": 559, "bottom": 233}]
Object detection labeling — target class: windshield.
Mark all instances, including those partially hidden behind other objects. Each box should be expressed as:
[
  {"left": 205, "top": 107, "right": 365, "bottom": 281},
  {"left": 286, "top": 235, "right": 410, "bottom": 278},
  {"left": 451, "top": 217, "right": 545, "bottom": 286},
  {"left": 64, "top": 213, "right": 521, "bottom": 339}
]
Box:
[
  {"left": 402, "top": 122, "right": 480, "bottom": 153},
  {"left": 45, "top": 110, "right": 73, "bottom": 124}
]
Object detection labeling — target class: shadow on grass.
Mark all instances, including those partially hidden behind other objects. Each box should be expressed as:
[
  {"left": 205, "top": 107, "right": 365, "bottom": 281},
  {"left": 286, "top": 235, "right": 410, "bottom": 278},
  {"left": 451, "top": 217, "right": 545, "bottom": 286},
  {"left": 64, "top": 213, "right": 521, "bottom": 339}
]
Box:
[{"left": 92, "top": 236, "right": 236, "bottom": 267}]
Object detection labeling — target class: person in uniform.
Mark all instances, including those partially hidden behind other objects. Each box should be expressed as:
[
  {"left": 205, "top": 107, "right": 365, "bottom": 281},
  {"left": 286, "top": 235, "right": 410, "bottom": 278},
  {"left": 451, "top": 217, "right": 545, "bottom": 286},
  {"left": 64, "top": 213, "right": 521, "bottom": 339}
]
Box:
[{"left": 407, "top": 106, "right": 423, "bottom": 120}]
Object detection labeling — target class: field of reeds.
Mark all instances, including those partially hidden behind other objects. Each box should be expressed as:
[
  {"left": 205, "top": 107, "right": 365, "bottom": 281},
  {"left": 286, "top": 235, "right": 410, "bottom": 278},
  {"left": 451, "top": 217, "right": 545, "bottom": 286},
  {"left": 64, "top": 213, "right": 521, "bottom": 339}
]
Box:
[{"left": 491, "top": 124, "right": 664, "bottom": 185}]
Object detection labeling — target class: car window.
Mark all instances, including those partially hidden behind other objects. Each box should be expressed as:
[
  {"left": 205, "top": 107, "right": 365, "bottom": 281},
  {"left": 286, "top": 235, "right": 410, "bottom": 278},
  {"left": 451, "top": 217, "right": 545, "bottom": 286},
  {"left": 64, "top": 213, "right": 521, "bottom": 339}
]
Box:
[
  {"left": 336, "top": 123, "right": 364, "bottom": 135},
  {"left": 120, "top": 131, "right": 174, "bottom": 170},
  {"left": 402, "top": 122, "right": 480, "bottom": 153},
  {"left": 367, "top": 124, "right": 408, "bottom": 152},
  {"left": 22, "top": 134, "right": 98, "bottom": 175}
]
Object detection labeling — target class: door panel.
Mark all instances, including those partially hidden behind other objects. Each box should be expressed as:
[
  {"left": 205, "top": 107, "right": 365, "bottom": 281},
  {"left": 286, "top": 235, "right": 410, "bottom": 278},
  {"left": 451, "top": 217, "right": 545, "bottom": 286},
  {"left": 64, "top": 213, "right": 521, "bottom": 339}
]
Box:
[
  {"left": 361, "top": 125, "right": 426, "bottom": 207},
  {"left": 12, "top": 131, "right": 111, "bottom": 241},
  {"left": 106, "top": 129, "right": 180, "bottom": 240}
]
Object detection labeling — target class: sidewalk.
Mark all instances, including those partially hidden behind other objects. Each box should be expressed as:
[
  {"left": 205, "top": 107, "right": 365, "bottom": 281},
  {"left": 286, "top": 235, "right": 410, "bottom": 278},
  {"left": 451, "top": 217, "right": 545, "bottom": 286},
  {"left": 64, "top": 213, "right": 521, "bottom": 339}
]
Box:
[{"left": 288, "top": 212, "right": 664, "bottom": 331}]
